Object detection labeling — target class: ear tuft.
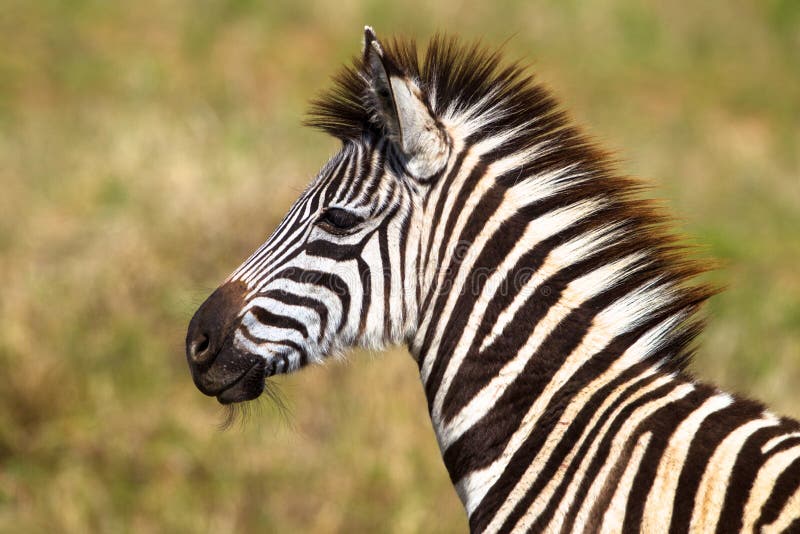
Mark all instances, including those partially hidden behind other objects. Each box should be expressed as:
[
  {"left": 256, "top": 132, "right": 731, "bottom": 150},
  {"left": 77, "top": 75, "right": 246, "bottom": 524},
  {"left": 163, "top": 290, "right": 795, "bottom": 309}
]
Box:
[{"left": 363, "top": 26, "right": 379, "bottom": 54}]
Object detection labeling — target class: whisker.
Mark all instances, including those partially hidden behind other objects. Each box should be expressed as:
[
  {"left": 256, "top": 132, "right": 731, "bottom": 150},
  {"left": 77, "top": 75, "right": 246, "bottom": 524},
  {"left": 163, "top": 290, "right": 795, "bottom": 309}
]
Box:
[{"left": 216, "top": 378, "right": 293, "bottom": 431}]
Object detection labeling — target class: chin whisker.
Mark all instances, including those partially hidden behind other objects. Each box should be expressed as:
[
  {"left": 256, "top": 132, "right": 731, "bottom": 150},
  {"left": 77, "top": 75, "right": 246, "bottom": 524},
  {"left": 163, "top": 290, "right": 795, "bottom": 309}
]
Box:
[
  {"left": 263, "top": 378, "right": 293, "bottom": 427},
  {"left": 218, "top": 401, "right": 258, "bottom": 431},
  {"left": 217, "top": 378, "right": 293, "bottom": 431}
]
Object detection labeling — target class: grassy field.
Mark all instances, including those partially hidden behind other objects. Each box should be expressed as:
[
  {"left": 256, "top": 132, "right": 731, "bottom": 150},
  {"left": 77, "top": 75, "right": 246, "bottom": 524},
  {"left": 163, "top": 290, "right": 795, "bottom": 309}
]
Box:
[{"left": 0, "top": 1, "right": 798, "bottom": 532}]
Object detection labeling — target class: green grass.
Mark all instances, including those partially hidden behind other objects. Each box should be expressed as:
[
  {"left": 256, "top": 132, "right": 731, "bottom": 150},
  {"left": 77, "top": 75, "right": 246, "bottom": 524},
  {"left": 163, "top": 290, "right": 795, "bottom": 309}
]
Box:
[{"left": 0, "top": 1, "right": 798, "bottom": 532}]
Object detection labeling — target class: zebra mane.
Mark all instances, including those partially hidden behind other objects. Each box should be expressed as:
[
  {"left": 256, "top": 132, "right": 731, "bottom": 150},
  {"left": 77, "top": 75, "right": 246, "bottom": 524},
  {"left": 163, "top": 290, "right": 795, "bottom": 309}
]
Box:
[
  {"left": 306, "top": 34, "right": 541, "bottom": 141},
  {"left": 307, "top": 34, "right": 716, "bottom": 372}
]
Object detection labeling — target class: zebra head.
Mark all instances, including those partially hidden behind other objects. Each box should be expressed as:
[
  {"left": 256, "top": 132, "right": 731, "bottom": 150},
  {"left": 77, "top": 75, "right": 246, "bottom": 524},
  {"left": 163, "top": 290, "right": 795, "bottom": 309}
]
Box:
[{"left": 186, "top": 28, "right": 450, "bottom": 404}]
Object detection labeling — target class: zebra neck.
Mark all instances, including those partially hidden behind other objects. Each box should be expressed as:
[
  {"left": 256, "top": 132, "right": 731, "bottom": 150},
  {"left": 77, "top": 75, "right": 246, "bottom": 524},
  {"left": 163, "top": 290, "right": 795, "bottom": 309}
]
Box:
[
  {"left": 409, "top": 273, "right": 696, "bottom": 515},
  {"left": 403, "top": 124, "right": 710, "bottom": 518},
  {"left": 407, "top": 202, "right": 702, "bottom": 515}
]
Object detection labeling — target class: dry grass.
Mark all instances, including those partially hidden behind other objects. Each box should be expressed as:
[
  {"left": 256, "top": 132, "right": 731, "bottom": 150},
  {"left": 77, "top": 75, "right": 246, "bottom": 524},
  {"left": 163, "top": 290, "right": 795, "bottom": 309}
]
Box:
[{"left": 0, "top": 1, "right": 798, "bottom": 532}]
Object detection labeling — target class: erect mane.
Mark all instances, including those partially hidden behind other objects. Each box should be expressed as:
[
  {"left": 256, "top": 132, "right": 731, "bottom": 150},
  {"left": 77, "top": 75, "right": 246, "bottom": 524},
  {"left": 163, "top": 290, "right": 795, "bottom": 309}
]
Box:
[
  {"left": 306, "top": 35, "right": 544, "bottom": 140},
  {"left": 306, "top": 34, "right": 716, "bottom": 372}
]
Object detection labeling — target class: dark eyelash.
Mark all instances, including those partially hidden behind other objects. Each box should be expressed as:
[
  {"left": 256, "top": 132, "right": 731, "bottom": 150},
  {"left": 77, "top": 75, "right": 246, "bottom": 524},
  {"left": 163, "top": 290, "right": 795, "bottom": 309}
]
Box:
[{"left": 317, "top": 208, "right": 364, "bottom": 233}]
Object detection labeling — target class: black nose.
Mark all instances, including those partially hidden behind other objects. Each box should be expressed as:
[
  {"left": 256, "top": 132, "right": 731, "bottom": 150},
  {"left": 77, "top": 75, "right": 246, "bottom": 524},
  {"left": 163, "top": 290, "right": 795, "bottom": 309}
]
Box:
[{"left": 186, "top": 281, "right": 247, "bottom": 370}]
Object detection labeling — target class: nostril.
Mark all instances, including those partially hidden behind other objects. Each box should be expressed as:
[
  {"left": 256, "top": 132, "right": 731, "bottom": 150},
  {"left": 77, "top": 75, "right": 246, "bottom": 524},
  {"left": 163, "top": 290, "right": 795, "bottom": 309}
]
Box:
[
  {"left": 187, "top": 281, "right": 247, "bottom": 370},
  {"left": 190, "top": 333, "right": 212, "bottom": 363},
  {"left": 195, "top": 333, "right": 210, "bottom": 354}
]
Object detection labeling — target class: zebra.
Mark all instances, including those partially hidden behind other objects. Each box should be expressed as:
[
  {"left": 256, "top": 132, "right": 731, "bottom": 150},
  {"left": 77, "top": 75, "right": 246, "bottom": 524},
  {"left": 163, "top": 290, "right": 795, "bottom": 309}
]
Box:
[{"left": 185, "top": 27, "right": 800, "bottom": 532}]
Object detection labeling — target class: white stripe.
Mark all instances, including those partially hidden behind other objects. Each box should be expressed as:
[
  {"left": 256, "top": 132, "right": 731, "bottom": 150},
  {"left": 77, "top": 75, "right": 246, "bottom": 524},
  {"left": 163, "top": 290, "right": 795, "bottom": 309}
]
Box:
[
  {"left": 743, "top": 444, "right": 800, "bottom": 531},
  {"left": 431, "top": 221, "right": 626, "bottom": 425},
  {"left": 762, "top": 432, "right": 800, "bottom": 455},
  {"left": 246, "top": 296, "right": 324, "bottom": 341},
  {"left": 545, "top": 381, "right": 695, "bottom": 534},
  {"left": 420, "top": 196, "right": 607, "bottom": 386},
  {"left": 478, "top": 224, "right": 628, "bottom": 352},
  {"left": 759, "top": 478, "right": 800, "bottom": 532},
  {"left": 440, "top": 253, "right": 646, "bottom": 448},
  {"left": 689, "top": 416, "right": 781, "bottom": 531},
  {"left": 361, "top": 233, "right": 385, "bottom": 348},
  {"left": 601, "top": 432, "right": 653, "bottom": 533},
  {"left": 467, "top": 312, "right": 687, "bottom": 525},
  {"left": 462, "top": 314, "right": 678, "bottom": 524},
  {"left": 641, "top": 393, "right": 734, "bottom": 530}
]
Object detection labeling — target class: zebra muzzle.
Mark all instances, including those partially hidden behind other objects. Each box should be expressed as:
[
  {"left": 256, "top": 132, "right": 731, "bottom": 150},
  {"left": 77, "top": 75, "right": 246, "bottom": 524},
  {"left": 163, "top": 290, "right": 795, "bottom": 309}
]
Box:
[
  {"left": 214, "top": 357, "right": 266, "bottom": 405},
  {"left": 187, "top": 281, "right": 267, "bottom": 404}
]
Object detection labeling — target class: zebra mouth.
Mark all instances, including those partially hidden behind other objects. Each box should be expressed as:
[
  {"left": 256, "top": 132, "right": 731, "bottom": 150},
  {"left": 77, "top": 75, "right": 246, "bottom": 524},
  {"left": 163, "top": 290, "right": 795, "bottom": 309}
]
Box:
[
  {"left": 264, "top": 352, "right": 291, "bottom": 377},
  {"left": 216, "top": 359, "right": 266, "bottom": 405}
]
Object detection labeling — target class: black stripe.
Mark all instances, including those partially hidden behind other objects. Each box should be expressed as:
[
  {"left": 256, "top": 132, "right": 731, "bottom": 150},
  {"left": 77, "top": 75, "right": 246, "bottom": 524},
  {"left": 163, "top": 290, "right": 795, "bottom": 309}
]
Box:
[
  {"left": 438, "top": 216, "right": 626, "bottom": 423},
  {"left": 236, "top": 326, "right": 309, "bottom": 368},
  {"left": 259, "top": 289, "right": 329, "bottom": 343},
  {"left": 248, "top": 223, "right": 313, "bottom": 287},
  {"left": 783, "top": 517, "right": 800, "bottom": 533},
  {"left": 332, "top": 144, "right": 362, "bottom": 202},
  {"left": 378, "top": 206, "right": 400, "bottom": 339},
  {"left": 716, "top": 424, "right": 794, "bottom": 533},
  {"left": 422, "top": 186, "right": 520, "bottom": 406},
  {"left": 273, "top": 268, "right": 350, "bottom": 333},
  {"left": 250, "top": 306, "right": 309, "bottom": 340},
  {"left": 397, "top": 204, "right": 411, "bottom": 330},
  {"left": 667, "top": 402, "right": 763, "bottom": 534},
  {"left": 418, "top": 153, "right": 483, "bottom": 320},
  {"left": 520, "top": 381, "right": 679, "bottom": 532},
  {"left": 355, "top": 255, "right": 372, "bottom": 339},
  {"left": 470, "top": 305, "right": 693, "bottom": 531},
  {"left": 346, "top": 140, "right": 385, "bottom": 203},
  {"left": 468, "top": 361, "right": 656, "bottom": 532},
  {"left": 442, "top": 247, "right": 662, "bottom": 484},
  {"left": 304, "top": 234, "right": 369, "bottom": 258},
  {"left": 755, "top": 454, "right": 800, "bottom": 531},
  {"left": 619, "top": 387, "right": 715, "bottom": 534},
  {"left": 766, "top": 434, "right": 800, "bottom": 456},
  {"left": 361, "top": 145, "right": 389, "bottom": 204}
]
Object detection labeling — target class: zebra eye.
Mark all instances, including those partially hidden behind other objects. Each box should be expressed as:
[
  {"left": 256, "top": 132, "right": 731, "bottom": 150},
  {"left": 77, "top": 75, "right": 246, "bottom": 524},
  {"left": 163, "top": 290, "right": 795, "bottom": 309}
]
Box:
[{"left": 317, "top": 207, "right": 364, "bottom": 233}]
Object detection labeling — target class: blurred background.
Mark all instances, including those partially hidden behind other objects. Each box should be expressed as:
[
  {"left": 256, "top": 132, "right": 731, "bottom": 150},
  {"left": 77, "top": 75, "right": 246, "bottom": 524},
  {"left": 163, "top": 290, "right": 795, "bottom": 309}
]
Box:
[{"left": 1, "top": 1, "right": 798, "bottom": 532}]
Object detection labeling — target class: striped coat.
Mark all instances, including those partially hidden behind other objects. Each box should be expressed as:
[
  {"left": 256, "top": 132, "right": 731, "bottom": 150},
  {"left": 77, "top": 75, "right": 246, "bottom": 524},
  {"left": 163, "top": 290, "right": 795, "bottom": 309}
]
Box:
[{"left": 186, "top": 28, "right": 800, "bottom": 532}]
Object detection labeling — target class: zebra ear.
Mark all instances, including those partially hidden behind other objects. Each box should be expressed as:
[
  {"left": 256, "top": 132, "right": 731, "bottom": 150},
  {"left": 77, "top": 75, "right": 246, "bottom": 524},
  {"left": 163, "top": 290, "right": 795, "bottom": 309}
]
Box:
[{"left": 363, "top": 27, "right": 449, "bottom": 180}]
